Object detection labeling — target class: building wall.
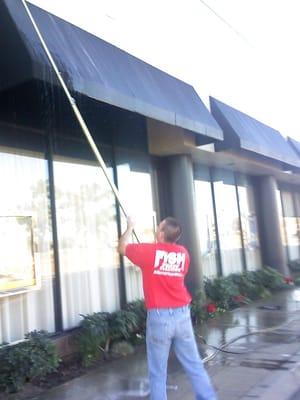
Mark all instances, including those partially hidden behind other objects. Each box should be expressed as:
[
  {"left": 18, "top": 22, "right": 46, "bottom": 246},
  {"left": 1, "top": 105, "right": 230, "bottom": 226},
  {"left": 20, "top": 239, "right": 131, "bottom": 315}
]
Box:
[
  {"left": 0, "top": 102, "right": 156, "bottom": 341},
  {"left": 0, "top": 129, "right": 268, "bottom": 343},
  {"left": 0, "top": 85, "right": 295, "bottom": 343}
]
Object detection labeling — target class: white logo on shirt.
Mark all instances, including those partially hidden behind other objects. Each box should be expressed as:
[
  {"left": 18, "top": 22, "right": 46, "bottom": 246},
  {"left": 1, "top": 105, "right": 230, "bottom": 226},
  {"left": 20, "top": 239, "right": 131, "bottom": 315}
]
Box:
[{"left": 153, "top": 250, "right": 186, "bottom": 277}]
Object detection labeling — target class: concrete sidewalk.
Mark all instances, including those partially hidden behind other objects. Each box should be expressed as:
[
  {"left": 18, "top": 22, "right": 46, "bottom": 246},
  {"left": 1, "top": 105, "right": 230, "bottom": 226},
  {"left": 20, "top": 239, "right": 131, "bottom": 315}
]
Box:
[{"left": 20, "top": 289, "right": 300, "bottom": 400}]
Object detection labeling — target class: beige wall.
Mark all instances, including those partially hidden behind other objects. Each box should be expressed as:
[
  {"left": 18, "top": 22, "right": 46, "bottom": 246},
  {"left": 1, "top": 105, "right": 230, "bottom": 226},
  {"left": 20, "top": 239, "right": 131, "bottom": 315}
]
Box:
[{"left": 147, "top": 118, "right": 196, "bottom": 156}]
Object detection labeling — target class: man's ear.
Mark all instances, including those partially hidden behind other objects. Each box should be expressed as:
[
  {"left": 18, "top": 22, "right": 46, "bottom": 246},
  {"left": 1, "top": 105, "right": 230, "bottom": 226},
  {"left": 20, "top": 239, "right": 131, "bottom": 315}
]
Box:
[{"left": 158, "top": 230, "right": 164, "bottom": 242}]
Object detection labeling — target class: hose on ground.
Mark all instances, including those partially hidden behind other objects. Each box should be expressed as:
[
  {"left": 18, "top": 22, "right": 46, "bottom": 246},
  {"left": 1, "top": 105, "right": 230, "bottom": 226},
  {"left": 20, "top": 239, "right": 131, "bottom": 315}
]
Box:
[{"left": 201, "top": 317, "right": 299, "bottom": 364}]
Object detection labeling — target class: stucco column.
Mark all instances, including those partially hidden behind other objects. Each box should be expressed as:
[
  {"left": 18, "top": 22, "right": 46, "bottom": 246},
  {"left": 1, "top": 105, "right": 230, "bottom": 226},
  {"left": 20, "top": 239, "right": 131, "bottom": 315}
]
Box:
[
  {"left": 167, "top": 155, "right": 204, "bottom": 294},
  {"left": 256, "top": 175, "right": 289, "bottom": 275}
]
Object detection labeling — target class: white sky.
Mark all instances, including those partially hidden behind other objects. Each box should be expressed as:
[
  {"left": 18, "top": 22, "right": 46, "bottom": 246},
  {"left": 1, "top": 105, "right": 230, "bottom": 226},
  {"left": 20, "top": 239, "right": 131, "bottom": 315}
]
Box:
[{"left": 29, "top": 0, "right": 300, "bottom": 140}]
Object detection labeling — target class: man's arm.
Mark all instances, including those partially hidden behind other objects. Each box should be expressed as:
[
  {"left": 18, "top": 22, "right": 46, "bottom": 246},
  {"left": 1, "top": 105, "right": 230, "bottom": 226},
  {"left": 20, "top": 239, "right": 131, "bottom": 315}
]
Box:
[{"left": 117, "top": 217, "right": 135, "bottom": 256}]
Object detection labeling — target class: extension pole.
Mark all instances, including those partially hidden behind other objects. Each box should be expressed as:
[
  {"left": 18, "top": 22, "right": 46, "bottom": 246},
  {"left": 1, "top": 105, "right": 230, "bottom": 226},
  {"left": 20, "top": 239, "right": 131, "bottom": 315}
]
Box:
[{"left": 21, "top": 0, "right": 139, "bottom": 242}]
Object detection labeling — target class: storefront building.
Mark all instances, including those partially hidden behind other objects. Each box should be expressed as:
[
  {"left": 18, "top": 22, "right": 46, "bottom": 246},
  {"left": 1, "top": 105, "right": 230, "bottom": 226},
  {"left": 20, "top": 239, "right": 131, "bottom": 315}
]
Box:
[{"left": 1, "top": 1, "right": 300, "bottom": 344}]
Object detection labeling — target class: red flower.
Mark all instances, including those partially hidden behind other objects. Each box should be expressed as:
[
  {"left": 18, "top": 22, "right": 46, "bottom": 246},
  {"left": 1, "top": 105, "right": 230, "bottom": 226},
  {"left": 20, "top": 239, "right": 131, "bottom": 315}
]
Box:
[
  {"left": 206, "top": 303, "right": 217, "bottom": 313},
  {"left": 284, "top": 276, "right": 294, "bottom": 285},
  {"left": 232, "top": 295, "right": 246, "bottom": 303}
]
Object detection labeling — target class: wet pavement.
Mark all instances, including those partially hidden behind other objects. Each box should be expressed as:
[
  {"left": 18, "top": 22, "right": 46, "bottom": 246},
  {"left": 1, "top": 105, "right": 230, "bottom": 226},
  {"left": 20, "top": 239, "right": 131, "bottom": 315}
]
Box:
[
  {"left": 290, "top": 387, "right": 300, "bottom": 400},
  {"left": 32, "top": 289, "right": 300, "bottom": 399}
]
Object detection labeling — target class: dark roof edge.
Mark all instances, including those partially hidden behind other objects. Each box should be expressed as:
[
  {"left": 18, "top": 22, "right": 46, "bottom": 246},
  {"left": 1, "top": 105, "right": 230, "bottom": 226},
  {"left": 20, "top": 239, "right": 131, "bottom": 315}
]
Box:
[
  {"left": 210, "top": 96, "right": 240, "bottom": 150},
  {"left": 210, "top": 96, "right": 300, "bottom": 168},
  {"left": 287, "top": 137, "right": 300, "bottom": 157}
]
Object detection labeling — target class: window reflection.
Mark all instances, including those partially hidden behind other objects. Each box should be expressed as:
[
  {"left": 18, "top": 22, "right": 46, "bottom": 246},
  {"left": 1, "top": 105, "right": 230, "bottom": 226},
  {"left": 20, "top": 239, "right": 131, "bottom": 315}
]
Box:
[
  {"left": 294, "top": 193, "right": 300, "bottom": 250},
  {"left": 276, "top": 190, "right": 287, "bottom": 250},
  {"left": 194, "top": 167, "right": 218, "bottom": 278},
  {"left": 0, "top": 216, "right": 36, "bottom": 291},
  {"left": 212, "top": 169, "right": 243, "bottom": 275},
  {"left": 53, "top": 159, "right": 120, "bottom": 330},
  {"left": 236, "top": 175, "right": 262, "bottom": 270},
  {"left": 0, "top": 149, "right": 54, "bottom": 342},
  {"left": 117, "top": 155, "right": 155, "bottom": 302},
  {"left": 281, "top": 191, "right": 300, "bottom": 261}
]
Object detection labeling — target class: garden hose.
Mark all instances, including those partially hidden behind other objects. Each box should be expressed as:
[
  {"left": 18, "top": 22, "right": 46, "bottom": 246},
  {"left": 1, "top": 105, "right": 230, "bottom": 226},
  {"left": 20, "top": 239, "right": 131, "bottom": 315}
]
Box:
[
  {"left": 197, "top": 335, "right": 248, "bottom": 355},
  {"left": 201, "top": 317, "right": 300, "bottom": 364}
]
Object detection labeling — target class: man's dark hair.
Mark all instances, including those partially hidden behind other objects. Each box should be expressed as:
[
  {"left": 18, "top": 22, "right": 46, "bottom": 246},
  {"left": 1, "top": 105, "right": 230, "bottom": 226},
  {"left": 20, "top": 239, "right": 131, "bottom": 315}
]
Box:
[{"left": 162, "top": 217, "right": 182, "bottom": 243}]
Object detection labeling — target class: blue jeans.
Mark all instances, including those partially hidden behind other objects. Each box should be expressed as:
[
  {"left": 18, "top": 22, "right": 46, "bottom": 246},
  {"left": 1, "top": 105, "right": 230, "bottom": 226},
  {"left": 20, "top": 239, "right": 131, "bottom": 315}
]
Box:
[{"left": 146, "top": 305, "right": 217, "bottom": 400}]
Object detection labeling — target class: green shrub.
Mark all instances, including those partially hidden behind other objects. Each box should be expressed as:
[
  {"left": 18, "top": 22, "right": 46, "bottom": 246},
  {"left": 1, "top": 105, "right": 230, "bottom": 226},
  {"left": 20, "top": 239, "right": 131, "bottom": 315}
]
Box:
[
  {"left": 204, "top": 276, "right": 240, "bottom": 310},
  {"left": 191, "top": 290, "right": 207, "bottom": 324},
  {"left": 229, "top": 272, "right": 269, "bottom": 300},
  {"left": 0, "top": 331, "right": 60, "bottom": 393},
  {"left": 108, "top": 309, "right": 138, "bottom": 342},
  {"left": 254, "top": 266, "right": 286, "bottom": 290},
  {"left": 76, "top": 312, "right": 110, "bottom": 366},
  {"left": 77, "top": 309, "right": 139, "bottom": 366},
  {"left": 124, "top": 300, "right": 147, "bottom": 336}
]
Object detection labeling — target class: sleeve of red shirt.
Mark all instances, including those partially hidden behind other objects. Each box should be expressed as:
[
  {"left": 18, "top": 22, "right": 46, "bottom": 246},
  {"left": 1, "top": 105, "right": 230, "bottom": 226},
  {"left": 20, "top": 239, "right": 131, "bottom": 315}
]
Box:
[{"left": 125, "top": 243, "right": 153, "bottom": 269}]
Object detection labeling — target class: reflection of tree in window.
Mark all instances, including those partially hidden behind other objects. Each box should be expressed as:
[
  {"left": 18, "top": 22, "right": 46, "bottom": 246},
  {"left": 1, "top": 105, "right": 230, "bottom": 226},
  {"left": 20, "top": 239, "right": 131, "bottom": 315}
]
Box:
[
  {"left": 213, "top": 169, "right": 243, "bottom": 275},
  {"left": 117, "top": 162, "right": 155, "bottom": 301},
  {"left": 53, "top": 160, "right": 120, "bottom": 329},
  {"left": 236, "top": 175, "right": 262, "bottom": 270},
  {"left": 194, "top": 167, "right": 218, "bottom": 278},
  {"left": 29, "top": 179, "right": 52, "bottom": 252},
  {"left": 0, "top": 216, "right": 35, "bottom": 291},
  {"left": 281, "top": 191, "right": 300, "bottom": 261},
  {"left": 0, "top": 150, "right": 55, "bottom": 341}
]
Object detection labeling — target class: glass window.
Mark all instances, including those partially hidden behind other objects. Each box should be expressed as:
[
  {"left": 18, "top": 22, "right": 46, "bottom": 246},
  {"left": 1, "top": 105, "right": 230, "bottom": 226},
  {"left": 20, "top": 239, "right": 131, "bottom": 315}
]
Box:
[
  {"left": 276, "top": 189, "right": 287, "bottom": 253},
  {"left": 236, "top": 175, "right": 262, "bottom": 270},
  {"left": 0, "top": 148, "right": 55, "bottom": 343},
  {"left": 294, "top": 193, "right": 300, "bottom": 239},
  {"left": 212, "top": 169, "right": 243, "bottom": 275},
  {"left": 53, "top": 158, "right": 120, "bottom": 330},
  {"left": 194, "top": 166, "right": 218, "bottom": 278},
  {"left": 116, "top": 151, "right": 155, "bottom": 302},
  {"left": 281, "top": 191, "right": 299, "bottom": 261},
  {"left": 0, "top": 216, "right": 36, "bottom": 292}
]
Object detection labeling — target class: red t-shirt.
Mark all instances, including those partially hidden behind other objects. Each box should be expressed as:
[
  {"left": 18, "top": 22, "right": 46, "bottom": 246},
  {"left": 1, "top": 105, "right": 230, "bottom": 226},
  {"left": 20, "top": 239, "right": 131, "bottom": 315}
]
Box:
[{"left": 125, "top": 242, "right": 191, "bottom": 309}]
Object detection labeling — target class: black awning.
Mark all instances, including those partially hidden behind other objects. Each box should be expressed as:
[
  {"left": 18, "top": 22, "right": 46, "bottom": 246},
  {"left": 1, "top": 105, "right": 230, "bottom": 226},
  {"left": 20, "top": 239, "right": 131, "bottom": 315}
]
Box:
[
  {"left": 210, "top": 97, "right": 300, "bottom": 167},
  {"left": 0, "top": 0, "right": 223, "bottom": 142}
]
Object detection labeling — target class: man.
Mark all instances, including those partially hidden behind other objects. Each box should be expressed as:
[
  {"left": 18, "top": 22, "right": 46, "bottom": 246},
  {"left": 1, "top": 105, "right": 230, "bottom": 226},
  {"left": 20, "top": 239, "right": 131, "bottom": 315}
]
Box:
[{"left": 118, "top": 216, "right": 217, "bottom": 400}]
